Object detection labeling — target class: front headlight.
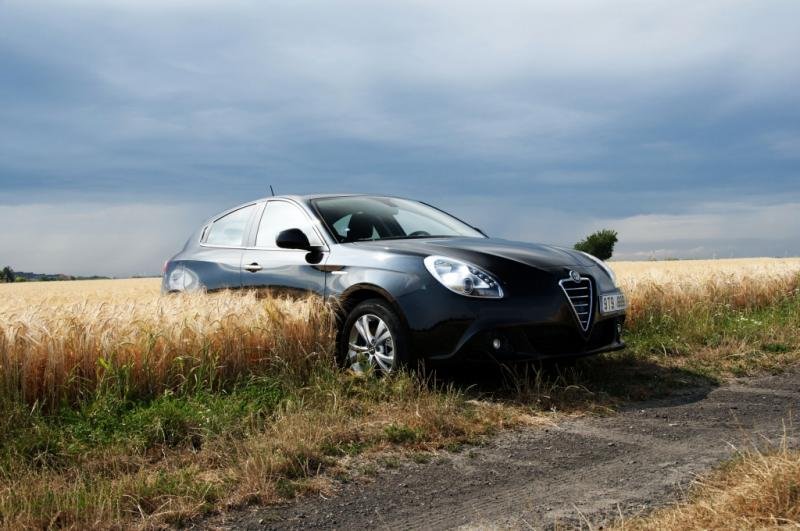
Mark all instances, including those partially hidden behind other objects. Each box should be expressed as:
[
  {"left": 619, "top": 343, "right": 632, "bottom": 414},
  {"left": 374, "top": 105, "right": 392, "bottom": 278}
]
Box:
[
  {"left": 424, "top": 256, "right": 503, "bottom": 298},
  {"left": 579, "top": 251, "right": 618, "bottom": 286}
]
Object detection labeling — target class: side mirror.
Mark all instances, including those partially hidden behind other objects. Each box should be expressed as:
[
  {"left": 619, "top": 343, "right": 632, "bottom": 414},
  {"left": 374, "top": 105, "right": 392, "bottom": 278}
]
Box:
[{"left": 276, "top": 228, "right": 312, "bottom": 251}]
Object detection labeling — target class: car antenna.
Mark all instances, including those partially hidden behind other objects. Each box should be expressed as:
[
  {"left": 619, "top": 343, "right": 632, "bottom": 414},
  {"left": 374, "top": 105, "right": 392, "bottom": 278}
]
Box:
[{"left": 269, "top": 185, "right": 276, "bottom": 197}]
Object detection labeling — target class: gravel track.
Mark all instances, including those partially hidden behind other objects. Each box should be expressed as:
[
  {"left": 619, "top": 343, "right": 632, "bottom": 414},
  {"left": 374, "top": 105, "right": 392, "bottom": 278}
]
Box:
[{"left": 205, "top": 369, "right": 799, "bottom": 530}]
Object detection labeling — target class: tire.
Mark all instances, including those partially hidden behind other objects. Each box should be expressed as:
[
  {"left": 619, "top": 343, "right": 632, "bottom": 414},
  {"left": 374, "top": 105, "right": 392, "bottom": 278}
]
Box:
[{"left": 338, "top": 298, "right": 409, "bottom": 374}]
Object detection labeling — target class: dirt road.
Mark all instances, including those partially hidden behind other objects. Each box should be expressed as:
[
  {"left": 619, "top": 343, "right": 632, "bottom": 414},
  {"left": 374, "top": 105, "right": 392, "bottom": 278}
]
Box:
[{"left": 209, "top": 369, "right": 799, "bottom": 530}]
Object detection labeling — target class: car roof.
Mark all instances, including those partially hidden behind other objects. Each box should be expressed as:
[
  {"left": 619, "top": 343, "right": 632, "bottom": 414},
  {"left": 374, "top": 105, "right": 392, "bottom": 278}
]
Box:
[
  {"left": 205, "top": 194, "right": 415, "bottom": 224},
  {"left": 258, "top": 193, "right": 407, "bottom": 203}
]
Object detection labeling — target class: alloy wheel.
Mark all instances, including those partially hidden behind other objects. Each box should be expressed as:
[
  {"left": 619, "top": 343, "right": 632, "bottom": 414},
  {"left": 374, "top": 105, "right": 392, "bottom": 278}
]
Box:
[{"left": 346, "top": 313, "right": 395, "bottom": 373}]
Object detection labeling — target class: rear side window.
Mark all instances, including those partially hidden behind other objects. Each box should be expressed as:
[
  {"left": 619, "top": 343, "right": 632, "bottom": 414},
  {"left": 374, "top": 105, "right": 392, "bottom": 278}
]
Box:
[
  {"left": 256, "top": 201, "right": 322, "bottom": 248},
  {"left": 205, "top": 205, "right": 256, "bottom": 247}
]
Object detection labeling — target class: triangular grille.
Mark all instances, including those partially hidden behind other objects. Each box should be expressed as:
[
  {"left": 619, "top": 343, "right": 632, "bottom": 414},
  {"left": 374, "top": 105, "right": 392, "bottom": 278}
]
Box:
[{"left": 559, "top": 276, "right": 593, "bottom": 332}]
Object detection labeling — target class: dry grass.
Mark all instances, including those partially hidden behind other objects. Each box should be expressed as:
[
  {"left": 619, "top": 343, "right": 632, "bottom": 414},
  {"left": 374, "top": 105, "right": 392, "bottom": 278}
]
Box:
[
  {"left": 616, "top": 438, "right": 800, "bottom": 530},
  {"left": 0, "top": 374, "right": 516, "bottom": 529}
]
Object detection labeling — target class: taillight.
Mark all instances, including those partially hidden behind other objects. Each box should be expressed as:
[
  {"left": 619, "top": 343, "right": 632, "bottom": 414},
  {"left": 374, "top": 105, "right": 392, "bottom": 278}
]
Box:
[{"left": 162, "top": 261, "right": 170, "bottom": 276}]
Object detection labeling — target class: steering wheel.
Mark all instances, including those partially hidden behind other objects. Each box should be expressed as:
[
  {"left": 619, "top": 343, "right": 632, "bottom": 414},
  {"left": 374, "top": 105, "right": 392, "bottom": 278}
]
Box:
[{"left": 408, "top": 230, "right": 431, "bottom": 237}]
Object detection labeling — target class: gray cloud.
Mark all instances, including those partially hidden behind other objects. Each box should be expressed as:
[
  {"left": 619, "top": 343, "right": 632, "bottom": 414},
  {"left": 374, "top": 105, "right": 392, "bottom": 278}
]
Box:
[{"left": 1, "top": 0, "right": 799, "bottom": 274}]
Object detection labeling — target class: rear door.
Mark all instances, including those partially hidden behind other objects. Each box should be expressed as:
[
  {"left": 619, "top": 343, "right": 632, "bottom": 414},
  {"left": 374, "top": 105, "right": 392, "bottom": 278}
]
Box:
[{"left": 241, "top": 200, "right": 328, "bottom": 297}]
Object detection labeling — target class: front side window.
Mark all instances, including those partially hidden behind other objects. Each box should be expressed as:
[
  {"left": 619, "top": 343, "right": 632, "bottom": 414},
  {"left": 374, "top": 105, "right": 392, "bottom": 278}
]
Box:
[
  {"left": 205, "top": 204, "right": 256, "bottom": 247},
  {"left": 312, "top": 197, "right": 485, "bottom": 243},
  {"left": 255, "top": 201, "right": 322, "bottom": 248}
]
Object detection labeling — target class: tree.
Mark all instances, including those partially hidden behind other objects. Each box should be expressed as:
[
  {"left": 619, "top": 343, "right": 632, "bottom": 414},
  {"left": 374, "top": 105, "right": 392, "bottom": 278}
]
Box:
[
  {"left": 1, "top": 266, "right": 14, "bottom": 283},
  {"left": 574, "top": 229, "right": 618, "bottom": 261}
]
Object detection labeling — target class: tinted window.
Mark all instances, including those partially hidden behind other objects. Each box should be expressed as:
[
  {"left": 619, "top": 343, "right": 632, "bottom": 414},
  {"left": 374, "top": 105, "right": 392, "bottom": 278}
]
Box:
[
  {"left": 256, "top": 201, "right": 322, "bottom": 248},
  {"left": 205, "top": 204, "right": 256, "bottom": 247},
  {"left": 394, "top": 209, "right": 461, "bottom": 237},
  {"left": 312, "top": 197, "right": 484, "bottom": 243}
]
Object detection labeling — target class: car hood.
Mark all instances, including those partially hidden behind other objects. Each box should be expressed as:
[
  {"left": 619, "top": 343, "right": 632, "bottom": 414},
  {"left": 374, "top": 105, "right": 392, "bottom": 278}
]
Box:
[{"left": 351, "top": 237, "right": 591, "bottom": 269}]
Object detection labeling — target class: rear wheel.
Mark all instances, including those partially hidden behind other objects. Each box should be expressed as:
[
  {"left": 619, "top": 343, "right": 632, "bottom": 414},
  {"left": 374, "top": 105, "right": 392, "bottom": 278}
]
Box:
[{"left": 338, "top": 299, "right": 409, "bottom": 374}]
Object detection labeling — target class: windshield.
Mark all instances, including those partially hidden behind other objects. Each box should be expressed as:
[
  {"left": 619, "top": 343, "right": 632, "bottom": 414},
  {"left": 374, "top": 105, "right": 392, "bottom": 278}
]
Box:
[{"left": 311, "top": 196, "right": 485, "bottom": 243}]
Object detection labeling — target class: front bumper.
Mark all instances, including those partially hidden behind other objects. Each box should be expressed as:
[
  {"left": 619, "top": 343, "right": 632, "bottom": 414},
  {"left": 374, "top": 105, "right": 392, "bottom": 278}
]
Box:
[
  {"left": 399, "top": 264, "right": 627, "bottom": 362},
  {"left": 454, "top": 314, "right": 626, "bottom": 361}
]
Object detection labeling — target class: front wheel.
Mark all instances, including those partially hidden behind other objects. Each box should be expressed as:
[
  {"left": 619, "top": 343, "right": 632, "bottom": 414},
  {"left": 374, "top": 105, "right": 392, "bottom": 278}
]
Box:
[{"left": 338, "top": 299, "right": 409, "bottom": 374}]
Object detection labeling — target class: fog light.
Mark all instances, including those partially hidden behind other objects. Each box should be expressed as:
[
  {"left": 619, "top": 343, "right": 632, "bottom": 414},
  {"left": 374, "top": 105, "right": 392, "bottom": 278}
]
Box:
[{"left": 492, "top": 338, "right": 502, "bottom": 350}]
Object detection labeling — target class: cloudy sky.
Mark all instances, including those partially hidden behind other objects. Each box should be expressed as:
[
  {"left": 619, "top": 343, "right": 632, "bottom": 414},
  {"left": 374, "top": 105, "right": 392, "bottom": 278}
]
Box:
[{"left": 1, "top": 0, "right": 799, "bottom": 276}]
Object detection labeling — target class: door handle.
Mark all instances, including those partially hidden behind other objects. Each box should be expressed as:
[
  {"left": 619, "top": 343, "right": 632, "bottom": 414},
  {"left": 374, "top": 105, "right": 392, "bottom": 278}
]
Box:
[{"left": 244, "top": 262, "right": 262, "bottom": 272}]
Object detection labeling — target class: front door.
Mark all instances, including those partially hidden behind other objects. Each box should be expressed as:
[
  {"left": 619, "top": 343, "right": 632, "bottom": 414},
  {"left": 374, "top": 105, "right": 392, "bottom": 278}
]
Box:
[{"left": 241, "top": 200, "right": 327, "bottom": 297}]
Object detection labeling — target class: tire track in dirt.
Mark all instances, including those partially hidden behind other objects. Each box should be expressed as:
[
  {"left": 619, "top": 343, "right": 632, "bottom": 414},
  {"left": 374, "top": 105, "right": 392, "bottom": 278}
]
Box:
[{"left": 207, "top": 369, "right": 799, "bottom": 530}]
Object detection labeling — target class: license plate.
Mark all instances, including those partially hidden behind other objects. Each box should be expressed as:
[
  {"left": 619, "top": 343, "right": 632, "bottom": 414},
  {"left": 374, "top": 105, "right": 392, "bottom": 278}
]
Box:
[{"left": 600, "top": 293, "right": 627, "bottom": 314}]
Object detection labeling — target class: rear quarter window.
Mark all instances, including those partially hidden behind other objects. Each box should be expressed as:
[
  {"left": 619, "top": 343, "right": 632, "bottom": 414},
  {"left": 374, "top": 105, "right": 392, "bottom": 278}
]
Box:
[{"left": 205, "top": 204, "right": 256, "bottom": 247}]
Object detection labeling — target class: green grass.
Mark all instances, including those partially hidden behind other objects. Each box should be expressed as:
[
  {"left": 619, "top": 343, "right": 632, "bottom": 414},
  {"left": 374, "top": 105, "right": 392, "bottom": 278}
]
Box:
[
  {"left": 383, "top": 423, "right": 422, "bottom": 444},
  {"left": 1, "top": 377, "right": 285, "bottom": 467},
  {"left": 1, "top": 291, "right": 799, "bottom": 529}
]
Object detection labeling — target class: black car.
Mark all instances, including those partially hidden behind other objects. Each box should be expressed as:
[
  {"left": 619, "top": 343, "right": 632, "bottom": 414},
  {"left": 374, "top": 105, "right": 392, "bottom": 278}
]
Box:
[{"left": 163, "top": 195, "right": 627, "bottom": 372}]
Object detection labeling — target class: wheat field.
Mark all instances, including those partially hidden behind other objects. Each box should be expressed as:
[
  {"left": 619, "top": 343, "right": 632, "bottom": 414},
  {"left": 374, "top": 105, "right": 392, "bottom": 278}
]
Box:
[
  {"left": 1, "top": 258, "right": 799, "bottom": 408},
  {"left": 610, "top": 258, "right": 800, "bottom": 321},
  {"left": 0, "top": 280, "right": 335, "bottom": 408}
]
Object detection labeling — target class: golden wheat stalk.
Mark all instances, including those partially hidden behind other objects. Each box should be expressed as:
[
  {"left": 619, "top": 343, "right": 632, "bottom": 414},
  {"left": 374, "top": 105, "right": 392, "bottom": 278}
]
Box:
[{"left": 0, "top": 289, "right": 335, "bottom": 407}]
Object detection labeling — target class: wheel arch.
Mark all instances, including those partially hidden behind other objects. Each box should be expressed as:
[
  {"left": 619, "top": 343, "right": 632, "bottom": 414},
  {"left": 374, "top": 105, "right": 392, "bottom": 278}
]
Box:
[{"left": 336, "top": 284, "right": 410, "bottom": 332}]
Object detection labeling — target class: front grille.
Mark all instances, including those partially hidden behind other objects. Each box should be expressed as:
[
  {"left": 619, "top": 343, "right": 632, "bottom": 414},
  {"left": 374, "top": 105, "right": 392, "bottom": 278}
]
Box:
[{"left": 559, "top": 277, "right": 593, "bottom": 332}]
